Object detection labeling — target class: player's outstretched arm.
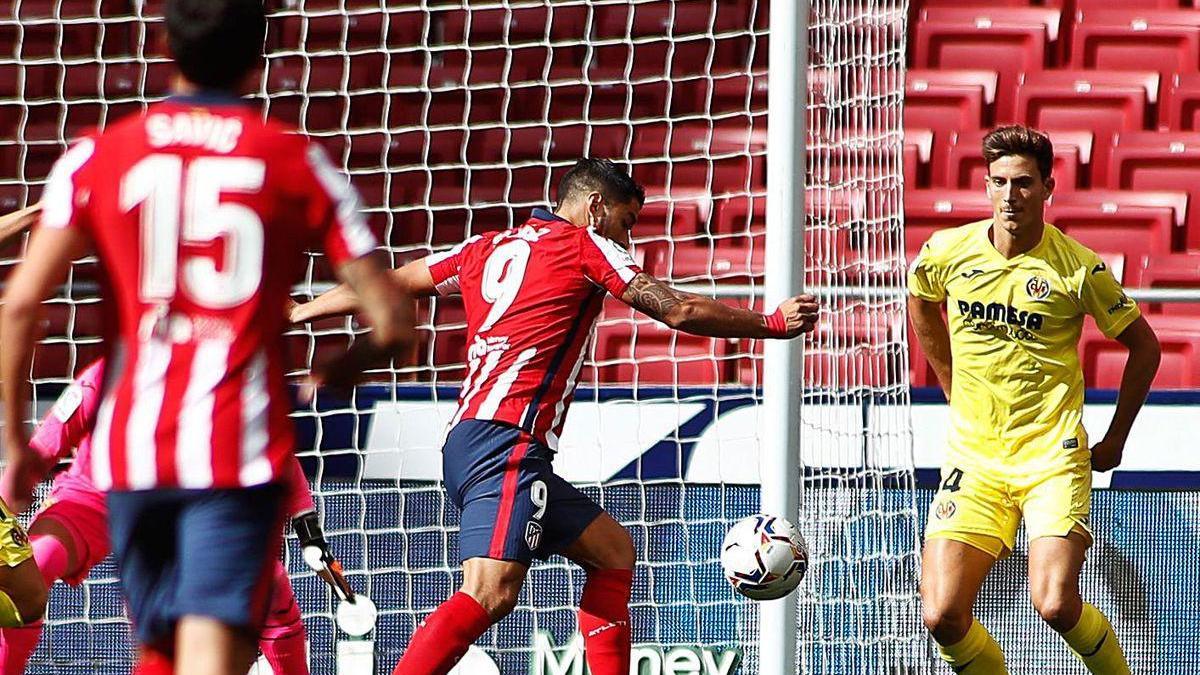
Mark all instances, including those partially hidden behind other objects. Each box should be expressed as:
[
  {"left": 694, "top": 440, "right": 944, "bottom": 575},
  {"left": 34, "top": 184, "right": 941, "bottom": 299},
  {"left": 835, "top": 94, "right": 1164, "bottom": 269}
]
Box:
[
  {"left": 292, "top": 258, "right": 439, "bottom": 324},
  {"left": 908, "top": 294, "right": 953, "bottom": 398},
  {"left": 0, "top": 204, "right": 40, "bottom": 249},
  {"left": 0, "top": 225, "right": 88, "bottom": 510},
  {"left": 1091, "top": 317, "right": 1161, "bottom": 472},
  {"left": 619, "top": 272, "right": 818, "bottom": 339},
  {"left": 304, "top": 253, "right": 417, "bottom": 396}
]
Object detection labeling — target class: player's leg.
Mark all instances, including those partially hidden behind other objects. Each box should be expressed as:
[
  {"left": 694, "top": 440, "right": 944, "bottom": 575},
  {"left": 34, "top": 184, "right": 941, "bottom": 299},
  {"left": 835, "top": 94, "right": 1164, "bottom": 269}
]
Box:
[
  {"left": 392, "top": 421, "right": 540, "bottom": 675},
  {"left": 922, "top": 465, "right": 1018, "bottom": 673},
  {"left": 392, "top": 558, "right": 525, "bottom": 675},
  {"left": 0, "top": 518, "right": 79, "bottom": 672},
  {"left": 560, "top": 511, "right": 636, "bottom": 675},
  {"left": 1024, "top": 467, "right": 1129, "bottom": 674},
  {"left": 174, "top": 484, "right": 284, "bottom": 675},
  {"left": 1, "top": 472, "right": 115, "bottom": 672},
  {"left": 0, "top": 498, "right": 46, "bottom": 630},
  {"left": 108, "top": 489, "right": 185, "bottom": 673},
  {"left": 258, "top": 559, "right": 310, "bottom": 674}
]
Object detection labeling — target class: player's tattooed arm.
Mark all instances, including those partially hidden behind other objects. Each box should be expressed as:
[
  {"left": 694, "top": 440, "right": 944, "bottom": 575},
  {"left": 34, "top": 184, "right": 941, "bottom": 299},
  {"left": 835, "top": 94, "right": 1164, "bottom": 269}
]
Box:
[
  {"left": 908, "top": 294, "right": 953, "bottom": 399},
  {"left": 624, "top": 272, "right": 689, "bottom": 317},
  {"left": 621, "top": 272, "right": 818, "bottom": 339}
]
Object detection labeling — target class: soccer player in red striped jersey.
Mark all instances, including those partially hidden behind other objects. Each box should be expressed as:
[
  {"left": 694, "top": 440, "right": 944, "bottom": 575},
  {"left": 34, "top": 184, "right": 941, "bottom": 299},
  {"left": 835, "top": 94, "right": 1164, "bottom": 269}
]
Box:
[
  {"left": 0, "top": 2, "right": 412, "bottom": 674},
  {"left": 293, "top": 158, "right": 820, "bottom": 675}
]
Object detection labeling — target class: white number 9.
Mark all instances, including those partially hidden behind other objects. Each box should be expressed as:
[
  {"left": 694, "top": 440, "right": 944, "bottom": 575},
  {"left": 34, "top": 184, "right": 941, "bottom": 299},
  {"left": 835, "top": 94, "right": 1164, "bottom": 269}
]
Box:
[
  {"left": 479, "top": 239, "right": 531, "bottom": 332},
  {"left": 530, "top": 479, "right": 548, "bottom": 520}
]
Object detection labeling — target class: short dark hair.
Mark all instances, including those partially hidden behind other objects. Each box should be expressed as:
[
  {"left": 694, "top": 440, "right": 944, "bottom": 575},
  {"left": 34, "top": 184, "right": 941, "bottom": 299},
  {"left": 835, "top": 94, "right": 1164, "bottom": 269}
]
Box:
[
  {"left": 556, "top": 158, "right": 646, "bottom": 207},
  {"left": 166, "top": 0, "right": 266, "bottom": 91},
  {"left": 982, "top": 124, "right": 1054, "bottom": 181}
]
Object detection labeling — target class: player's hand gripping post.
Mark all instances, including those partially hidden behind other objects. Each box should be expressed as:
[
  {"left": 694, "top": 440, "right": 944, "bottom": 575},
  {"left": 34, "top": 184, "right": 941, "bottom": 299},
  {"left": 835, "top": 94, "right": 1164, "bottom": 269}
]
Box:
[{"left": 292, "top": 511, "right": 356, "bottom": 603}]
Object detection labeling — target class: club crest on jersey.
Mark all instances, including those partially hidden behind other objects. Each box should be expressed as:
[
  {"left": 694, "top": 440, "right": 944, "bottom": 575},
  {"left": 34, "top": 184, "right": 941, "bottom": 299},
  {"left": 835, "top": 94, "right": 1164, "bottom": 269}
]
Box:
[
  {"left": 525, "top": 521, "right": 543, "bottom": 551},
  {"left": 1026, "top": 275, "right": 1051, "bottom": 300},
  {"left": 9, "top": 524, "right": 29, "bottom": 549},
  {"left": 935, "top": 500, "right": 957, "bottom": 520}
]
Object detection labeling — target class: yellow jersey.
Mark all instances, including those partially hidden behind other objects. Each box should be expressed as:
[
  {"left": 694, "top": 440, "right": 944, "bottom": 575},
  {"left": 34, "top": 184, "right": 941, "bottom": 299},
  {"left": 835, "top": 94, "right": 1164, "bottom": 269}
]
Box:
[{"left": 908, "top": 219, "right": 1141, "bottom": 475}]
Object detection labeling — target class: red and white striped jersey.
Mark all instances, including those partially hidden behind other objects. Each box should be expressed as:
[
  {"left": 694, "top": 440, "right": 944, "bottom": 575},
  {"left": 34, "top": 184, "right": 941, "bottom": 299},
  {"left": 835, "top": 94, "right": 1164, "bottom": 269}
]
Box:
[
  {"left": 41, "top": 94, "right": 376, "bottom": 492},
  {"left": 426, "top": 209, "right": 642, "bottom": 449}
]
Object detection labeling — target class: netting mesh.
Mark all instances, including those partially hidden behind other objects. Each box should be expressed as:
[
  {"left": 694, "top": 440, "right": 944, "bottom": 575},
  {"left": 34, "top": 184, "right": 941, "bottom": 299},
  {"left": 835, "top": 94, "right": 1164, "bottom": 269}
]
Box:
[{"left": 798, "top": 1, "right": 925, "bottom": 673}]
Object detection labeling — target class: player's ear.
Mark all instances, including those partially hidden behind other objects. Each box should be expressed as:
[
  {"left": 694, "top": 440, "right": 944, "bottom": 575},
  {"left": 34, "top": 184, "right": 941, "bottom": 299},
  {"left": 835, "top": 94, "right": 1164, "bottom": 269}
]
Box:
[
  {"left": 1042, "top": 174, "right": 1055, "bottom": 198},
  {"left": 587, "top": 192, "right": 605, "bottom": 230}
]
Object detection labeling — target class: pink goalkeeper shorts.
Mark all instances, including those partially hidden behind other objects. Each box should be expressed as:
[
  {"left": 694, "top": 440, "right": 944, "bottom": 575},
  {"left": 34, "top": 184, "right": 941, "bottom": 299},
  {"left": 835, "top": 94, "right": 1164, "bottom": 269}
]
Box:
[{"left": 34, "top": 472, "right": 110, "bottom": 585}]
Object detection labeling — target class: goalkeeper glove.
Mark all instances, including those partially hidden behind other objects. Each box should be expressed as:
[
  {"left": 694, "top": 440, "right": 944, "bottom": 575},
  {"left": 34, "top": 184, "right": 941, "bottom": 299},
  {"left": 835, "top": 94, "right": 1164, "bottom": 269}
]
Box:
[{"left": 292, "top": 511, "right": 356, "bottom": 602}]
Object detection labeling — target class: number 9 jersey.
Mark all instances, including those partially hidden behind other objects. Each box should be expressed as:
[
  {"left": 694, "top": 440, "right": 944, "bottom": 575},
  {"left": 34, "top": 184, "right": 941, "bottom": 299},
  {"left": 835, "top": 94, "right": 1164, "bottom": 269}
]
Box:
[
  {"left": 425, "top": 208, "right": 642, "bottom": 450},
  {"left": 39, "top": 94, "right": 378, "bottom": 492}
]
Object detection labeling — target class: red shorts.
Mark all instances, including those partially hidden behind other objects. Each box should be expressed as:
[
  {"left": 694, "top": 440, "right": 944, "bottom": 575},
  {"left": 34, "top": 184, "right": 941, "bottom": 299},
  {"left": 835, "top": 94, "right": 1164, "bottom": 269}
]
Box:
[{"left": 34, "top": 472, "right": 110, "bottom": 585}]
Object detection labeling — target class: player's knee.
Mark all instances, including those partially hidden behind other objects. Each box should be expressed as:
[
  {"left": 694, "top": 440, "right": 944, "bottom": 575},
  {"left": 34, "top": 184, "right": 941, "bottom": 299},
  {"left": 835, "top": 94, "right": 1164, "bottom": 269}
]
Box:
[
  {"left": 1032, "top": 590, "right": 1080, "bottom": 632},
  {"left": 2, "top": 581, "right": 48, "bottom": 626},
  {"left": 468, "top": 581, "right": 521, "bottom": 621},
  {"left": 602, "top": 525, "right": 636, "bottom": 571},
  {"left": 462, "top": 565, "right": 526, "bottom": 621},
  {"left": 921, "top": 604, "right": 971, "bottom": 645}
]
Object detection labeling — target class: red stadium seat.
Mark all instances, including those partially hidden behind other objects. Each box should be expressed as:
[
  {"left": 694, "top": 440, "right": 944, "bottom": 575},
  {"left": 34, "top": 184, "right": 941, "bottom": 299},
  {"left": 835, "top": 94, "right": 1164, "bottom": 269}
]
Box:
[
  {"left": 905, "top": 128, "right": 934, "bottom": 188},
  {"left": 1070, "top": 10, "right": 1200, "bottom": 75},
  {"left": 913, "top": 8, "right": 1063, "bottom": 122},
  {"left": 633, "top": 190, "right": 712, "bottom": 244},
  {"left": 904, "top": 69, "right": 997, "bottom": 159},
  {"left": 1047, "top": 190, "right": 1186, "bottom": 259},
  {"left": 704, "top": 73, "right": 768, "bottom": 116},
  {"left": 712, "top": 186, "right": 865, "bottom": 236},
  {"left": 439, "top": 6, "right": 591, "bottom": 44},
  {"left": 1081, "top": 316, "right": 1200, "bottom": 388},
  {"left": 944, "top": 129, "right": 1091, "bottom": 191},
  {"left": 1137, "top": 253, "right": 1200, "bottom": 314},
  {"left": 1016, "top": 71, "right": 1157, "bottom": 158},
  {"left": 1071, "top": 0, "right": 1184, "bottom": 7},
  {"left": 1164, "top": 73, "right": 1200, "bottom": 132},
  {"left": 593, "top": 300, "right": 734, "bottom": 384},
  {"left": 639, "top": 240, "right": 764, "bottom": 284},
  {"left": 904, "top": 189, "right": 993, "bottom": 259},
  {"left": 1108, "top": 132, "right": 1200, "bottom": 249}
]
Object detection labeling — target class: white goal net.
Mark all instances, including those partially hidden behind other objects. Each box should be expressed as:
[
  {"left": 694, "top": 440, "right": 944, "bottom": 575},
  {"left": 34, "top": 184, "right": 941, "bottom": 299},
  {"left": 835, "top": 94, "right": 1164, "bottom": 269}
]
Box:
[{"left": 0, "top": 1, "right": 924, "bottom": 673}]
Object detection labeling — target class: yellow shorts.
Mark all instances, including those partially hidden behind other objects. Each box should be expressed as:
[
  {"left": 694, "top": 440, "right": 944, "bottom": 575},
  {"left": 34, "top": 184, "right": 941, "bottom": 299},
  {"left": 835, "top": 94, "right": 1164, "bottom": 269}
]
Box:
[
  {"left": 924, "top": 460, "right": 1093, "bottom": 560},
  {"left": 0, "top": 499, "right": 32, "bottom": 568}
]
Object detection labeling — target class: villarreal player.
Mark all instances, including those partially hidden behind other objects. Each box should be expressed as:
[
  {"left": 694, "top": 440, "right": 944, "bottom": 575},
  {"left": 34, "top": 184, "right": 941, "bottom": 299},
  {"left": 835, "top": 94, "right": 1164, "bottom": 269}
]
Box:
[{"left": 909, "top": 125, "right": 1162, "bottom": 674}]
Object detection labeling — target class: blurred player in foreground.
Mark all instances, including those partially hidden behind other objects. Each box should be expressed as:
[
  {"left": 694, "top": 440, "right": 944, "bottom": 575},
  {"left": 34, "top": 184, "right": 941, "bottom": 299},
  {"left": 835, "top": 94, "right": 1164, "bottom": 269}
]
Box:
[
  {"left": 0, "top": 356, "right": 346, "bottom": 674},
  {"left": 0, "top": 207, "right": 49, "bottom": 631},
  {"left": 0, "top": 1, "right": 412, "bottom": 673},
  {"left": 293, "top": 158, "right": 820, "bottom": 675},
  {"left": 909, "top": 125, "right": 1161, "bottom": 674}
]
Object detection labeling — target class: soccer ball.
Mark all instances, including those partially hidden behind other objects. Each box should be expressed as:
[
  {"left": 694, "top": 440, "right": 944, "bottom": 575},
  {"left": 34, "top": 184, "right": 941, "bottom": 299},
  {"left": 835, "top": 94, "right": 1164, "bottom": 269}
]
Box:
[{"left": 720, "top": 514, "right": 809, "bottom": 600}]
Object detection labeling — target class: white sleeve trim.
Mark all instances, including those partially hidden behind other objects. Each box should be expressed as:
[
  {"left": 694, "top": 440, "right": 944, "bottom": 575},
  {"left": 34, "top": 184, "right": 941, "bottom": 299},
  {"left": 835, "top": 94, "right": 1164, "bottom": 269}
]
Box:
[
  {"left": 424, "top": 236, "right": 480, "bottom": 295},
  {"left": 42, "top": 139, "right": 96, "bottom": 229},
  {"left": 306, "top": 144, "right": 376, "bottom": 258},
  {"left": 585, "top": 229, "right": 638, "bottom": 283}
]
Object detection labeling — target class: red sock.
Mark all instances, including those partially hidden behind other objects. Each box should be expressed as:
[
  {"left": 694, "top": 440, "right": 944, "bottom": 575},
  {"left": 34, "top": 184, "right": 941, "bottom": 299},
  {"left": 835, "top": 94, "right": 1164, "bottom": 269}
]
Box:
[
  {"left": 0, "top": 619, "right": 42, "bottom": 674},
  {"left": 259, "top": 562, "right": 309, "bottom": 674},
  {"left": 578, "top": 568, "right": 634, "bottom": 675},
  {"left": 133, "top": 649, "right": 174, "bottom": 675},
  {"left": 392, "top": 592, "right": 493, "bottom": 675}
]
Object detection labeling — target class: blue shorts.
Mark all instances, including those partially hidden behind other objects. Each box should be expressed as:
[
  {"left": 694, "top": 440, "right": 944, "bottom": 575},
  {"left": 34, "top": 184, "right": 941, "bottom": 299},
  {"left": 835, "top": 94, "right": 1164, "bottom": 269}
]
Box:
[
  {"left": 444, "top": 420, "right": 603, "bottom": 564},
  {"left": 107, "top": 484, "right": 283, "bottom": 646}
]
